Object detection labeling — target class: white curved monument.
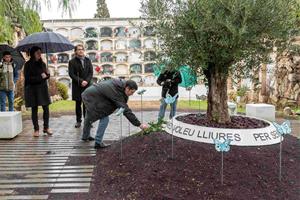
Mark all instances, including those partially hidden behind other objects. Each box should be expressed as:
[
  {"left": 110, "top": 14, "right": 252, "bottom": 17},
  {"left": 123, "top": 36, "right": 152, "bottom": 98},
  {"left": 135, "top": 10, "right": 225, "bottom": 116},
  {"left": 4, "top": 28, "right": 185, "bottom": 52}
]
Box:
[{"left": 165, "top": 114, "right": 280, "bottom": 146}]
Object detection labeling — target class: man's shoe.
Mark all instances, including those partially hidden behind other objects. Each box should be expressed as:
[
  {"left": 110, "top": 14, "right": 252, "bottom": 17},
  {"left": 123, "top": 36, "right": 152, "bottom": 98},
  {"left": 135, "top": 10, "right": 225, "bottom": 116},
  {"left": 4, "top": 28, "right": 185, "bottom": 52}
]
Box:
[
  {"left": 94, "top": 142, "right": 110, "bottom": 149},
  {"left": 75, "top": 122, "right": 81, "bottom": 128},
  {"left": 82, "top": 136, "right": 95, "bottom": 142}
]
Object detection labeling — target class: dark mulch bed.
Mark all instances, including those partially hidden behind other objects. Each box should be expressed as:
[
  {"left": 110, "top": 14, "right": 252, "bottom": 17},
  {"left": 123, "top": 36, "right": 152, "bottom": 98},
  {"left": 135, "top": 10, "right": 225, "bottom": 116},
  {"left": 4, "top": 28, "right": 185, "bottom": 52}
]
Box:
[
  {"left": 89, "top": 132, "right": 300, "bottom": 200},
  {"left": 177, "top": 114, "right": 270, "bottom": 129}
]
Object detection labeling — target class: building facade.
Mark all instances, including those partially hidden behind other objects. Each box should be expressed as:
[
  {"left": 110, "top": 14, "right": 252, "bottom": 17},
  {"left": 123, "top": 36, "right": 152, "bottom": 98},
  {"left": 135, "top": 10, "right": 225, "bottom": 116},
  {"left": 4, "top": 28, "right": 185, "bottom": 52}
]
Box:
[{"left": 42, "top": 18, "right": 160, "bottom": 88}]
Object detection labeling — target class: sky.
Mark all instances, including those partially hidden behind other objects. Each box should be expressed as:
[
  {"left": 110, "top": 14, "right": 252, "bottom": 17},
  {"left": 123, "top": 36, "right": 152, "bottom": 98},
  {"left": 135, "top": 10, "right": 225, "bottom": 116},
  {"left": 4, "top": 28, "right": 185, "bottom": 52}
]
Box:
[{"left": 40, "top": 0, "right": 142, "bottom": 20}]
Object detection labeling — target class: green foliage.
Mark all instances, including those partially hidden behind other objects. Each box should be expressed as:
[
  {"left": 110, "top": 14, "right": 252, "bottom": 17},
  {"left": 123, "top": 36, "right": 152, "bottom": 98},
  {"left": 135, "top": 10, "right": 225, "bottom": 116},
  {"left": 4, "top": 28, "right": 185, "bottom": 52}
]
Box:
[
  {"left": 56, "top": 82, "right": 69, "bottom": 100},
  {"left": 141, "top": 0, "right": 299, "bottom": 122},
  {"left": 94, "top": 0, "right": 110, "bottom": 18},
  {"left": 142, "top": 0, "right": 298, "bottom": 72},
  {"left": 14, "top": 97, "right": 24, "bottom": 111},
  {"left": 236, "top": 86, "right": 249, "bottom": 97},
  {"left": 0, "top": 0, "right": 78, "bottom": 43},
  {"left": 20, "top": 9, "right": 43, "bottom": 35},
  {"left": 0, "top": 0, "right": 42, "bottom": 43},
  {"left": 138, "top": 119, "right": 167, "bottom": 136},
  {"left": 0, "top": 16, "right": 14, "bottom": 43}
]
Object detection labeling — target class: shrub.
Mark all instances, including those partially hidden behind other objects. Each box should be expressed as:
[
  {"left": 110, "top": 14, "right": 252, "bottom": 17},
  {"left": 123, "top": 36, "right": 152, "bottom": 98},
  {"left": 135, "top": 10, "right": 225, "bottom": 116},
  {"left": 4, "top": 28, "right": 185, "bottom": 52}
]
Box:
[
  {"left": 228, "top": 90, "right": 237, "bottom": 102},
  {"left": 15, "top": 70, "right": 24, "bottom": 99},
  {"left": 14, "top": 97, "right": 24, "bottom": 111},
  {"left": 138, "top": 119, "right": 166, "bottom": 136},
  {"left": 56, "top": 82, "right": 69, "bottom": 100},
  {"left": 237, "top": 86, "right": 249, "bottom": 97}
]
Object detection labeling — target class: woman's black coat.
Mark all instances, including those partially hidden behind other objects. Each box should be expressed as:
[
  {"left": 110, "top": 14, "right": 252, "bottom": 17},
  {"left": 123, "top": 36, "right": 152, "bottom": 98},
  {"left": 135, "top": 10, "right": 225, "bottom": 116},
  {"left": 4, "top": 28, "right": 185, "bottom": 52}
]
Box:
[{"left": 23, "top": 60, "right": 51, "bottom": 107}]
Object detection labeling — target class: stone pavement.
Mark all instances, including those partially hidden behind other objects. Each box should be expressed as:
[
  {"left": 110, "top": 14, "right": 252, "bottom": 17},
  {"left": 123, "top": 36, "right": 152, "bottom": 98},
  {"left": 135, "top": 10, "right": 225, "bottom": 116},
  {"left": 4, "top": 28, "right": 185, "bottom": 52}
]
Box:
[
  {"left": 0, "top": 111, "right": 299, "bottom": 200},
  {"left": 0, "top": 111, "right": 166, "bottom": 200},
  {"left": 0, "top": 117, "right": 95, "bottom": 200}
]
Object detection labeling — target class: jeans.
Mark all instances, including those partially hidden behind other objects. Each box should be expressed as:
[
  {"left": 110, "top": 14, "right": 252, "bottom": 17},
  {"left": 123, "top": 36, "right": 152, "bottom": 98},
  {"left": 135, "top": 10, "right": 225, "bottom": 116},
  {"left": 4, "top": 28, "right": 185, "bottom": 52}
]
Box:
[
  {"left": 82, "top": 111, "right": 109, "bottom": 144},
  {"left": 31, "top": 105, "right": 49, "bottom": 131},
  {"left": 0, "top": 90, "right": 14, "bottom": 112},
  {"left": 158, "top": 98, "right": 178, "bottom": 120},
  {"left": 75, "top": 100, "right": 86, "bottom": 123}
]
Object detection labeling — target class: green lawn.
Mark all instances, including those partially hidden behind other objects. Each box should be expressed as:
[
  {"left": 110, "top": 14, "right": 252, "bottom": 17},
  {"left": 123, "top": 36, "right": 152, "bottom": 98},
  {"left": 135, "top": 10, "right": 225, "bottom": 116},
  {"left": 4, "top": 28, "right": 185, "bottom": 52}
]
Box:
[
  {"left": 177, "top": 100, "right": 207, "bottom": 111},
  {"left": 22, "top": 100, "right": 246, "bottom": 114},
  {"left": 22, "top": 100, "right": 298, "bottom": 120},
  {"left": 45, "top": 100, "right": 245, "bottom": 113},
  {"left": 49, "top": 100, "right": 75, "bottom": 112},
  {"left": 22, "top": 100, "right": 75, "bottom": 116},
  {"left": 177, "top": 100, "right": 246, "bottom": 113}
]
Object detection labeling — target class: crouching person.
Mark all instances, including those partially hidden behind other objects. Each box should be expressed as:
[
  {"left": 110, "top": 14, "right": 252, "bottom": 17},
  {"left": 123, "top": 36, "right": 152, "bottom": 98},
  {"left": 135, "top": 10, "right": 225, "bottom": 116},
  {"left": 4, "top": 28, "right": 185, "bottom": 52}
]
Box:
[{"left": 82, "top": 78, "right": 148, "bottom": 149}]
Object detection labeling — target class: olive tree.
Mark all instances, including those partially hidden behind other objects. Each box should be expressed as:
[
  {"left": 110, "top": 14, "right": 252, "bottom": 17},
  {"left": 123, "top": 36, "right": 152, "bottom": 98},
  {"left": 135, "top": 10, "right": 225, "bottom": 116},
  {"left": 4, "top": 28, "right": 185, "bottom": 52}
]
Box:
[{"left": 141, "top": 0, "right": 299, "bottom": 123}]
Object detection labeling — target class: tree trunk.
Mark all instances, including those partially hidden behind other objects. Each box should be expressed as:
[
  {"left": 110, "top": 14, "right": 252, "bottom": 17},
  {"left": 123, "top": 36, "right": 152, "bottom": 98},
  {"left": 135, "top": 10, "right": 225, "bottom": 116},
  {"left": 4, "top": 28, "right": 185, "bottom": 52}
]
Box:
[
  {"left": 205, "top": 63, "right": 231, "bottom": 124},
  {"left": 260, "top": 63, "right": 268, "bottom": 103}
]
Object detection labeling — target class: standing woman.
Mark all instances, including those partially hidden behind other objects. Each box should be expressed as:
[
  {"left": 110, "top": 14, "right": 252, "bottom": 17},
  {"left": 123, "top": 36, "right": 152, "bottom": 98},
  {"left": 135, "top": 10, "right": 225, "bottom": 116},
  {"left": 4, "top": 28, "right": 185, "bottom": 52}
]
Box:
[{"left": 24, "top": 46, "right": 52, "bottom": 137}]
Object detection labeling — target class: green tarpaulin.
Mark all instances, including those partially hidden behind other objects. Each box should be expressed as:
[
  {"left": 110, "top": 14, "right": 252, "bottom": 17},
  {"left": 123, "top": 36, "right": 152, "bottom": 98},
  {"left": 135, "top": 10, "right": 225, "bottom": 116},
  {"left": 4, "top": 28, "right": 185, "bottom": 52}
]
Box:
[{"left": 153, "top": 64, "right": 197, "bottom": 88}]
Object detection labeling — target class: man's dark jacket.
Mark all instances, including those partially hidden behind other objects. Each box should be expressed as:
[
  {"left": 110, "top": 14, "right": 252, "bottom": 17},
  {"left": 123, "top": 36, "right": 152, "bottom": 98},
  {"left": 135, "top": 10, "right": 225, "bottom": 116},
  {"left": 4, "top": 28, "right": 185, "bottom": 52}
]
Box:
[
  {"left": 82, "top": 79, "right": 141, "bottom": 126},
  {"left": 68, "top": 57, "right": 93, "bottom": 101},
  {"left": 157, "top": 70, "right": 182, "bottom": 98}
]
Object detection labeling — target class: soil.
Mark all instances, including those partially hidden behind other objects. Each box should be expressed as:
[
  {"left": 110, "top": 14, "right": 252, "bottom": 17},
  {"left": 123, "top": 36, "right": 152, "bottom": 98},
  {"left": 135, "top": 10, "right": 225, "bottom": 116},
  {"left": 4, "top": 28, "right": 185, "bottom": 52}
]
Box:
[
  {"left": 176, "top": 114, "right": 270, "bottom": 129},
  {"left": 88, "top": 132, "right": 300, "bottom": 200}
]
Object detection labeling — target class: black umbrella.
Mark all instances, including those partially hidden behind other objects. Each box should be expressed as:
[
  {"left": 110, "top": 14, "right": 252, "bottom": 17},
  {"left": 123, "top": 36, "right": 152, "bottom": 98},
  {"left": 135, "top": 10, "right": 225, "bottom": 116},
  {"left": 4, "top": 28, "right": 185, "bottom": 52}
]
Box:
[
  {"left": 0, "top": 44, "right": 25, "bottom": 70},
  {"left": 15, "top": 32, "right": 74, "bottom": 54}
]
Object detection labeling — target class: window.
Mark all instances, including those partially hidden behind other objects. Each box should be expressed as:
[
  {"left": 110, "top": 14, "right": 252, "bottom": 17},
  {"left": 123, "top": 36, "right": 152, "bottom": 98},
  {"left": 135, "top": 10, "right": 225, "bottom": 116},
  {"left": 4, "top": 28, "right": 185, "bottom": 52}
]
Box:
[
  {"left": 100, "top": 52, "right": 113, "bottom": 62},
  {"left": 87, "top": 52, "right": 98, "bottom": 63},
  {"left": 102, "top": 64, "right": 114, "bottom": 75},
  {"left": 144, "top": 51, "right": 156, "bottom": 61},
  {"left": 114, "top": 27, "right": 127, "bottom": 37},
  {"left": 130, "top": 64, "right": 142, "bottom": 74},
  {"left": 85, "top": 27, "right": 98, "bottom": 38},
  {"left": 144, "top": 63, "right": 155, "bottom": 73},
  {"left": 129, "top": 39, "right": 141, "bottom": 49},
  {"left": 57, "top": 66, "right": 68, "bottom": 76},
  {"left": 100, "top": 40, "right": 113, "bottom": 50},
  {"left": 115, "top": 40, "right": 127, "bottom": 50},
  {"left": 86, "top": 40, "right": 98, "bottom": 50},
  {"left": 57, "top": 54, "right": 69, "bottom": 64},
  {"left": 144, "top": 26, "right": 155, "bottom": 36},
  {"left": 115, "top": 64, "right": 128, "bottom": 75},
  {"left": 56, "top": 28, "right": 68, "bottom": 38},
  {"left": 100, "top": 27, "right": 113, "bottom": 37},
  {"left": 128, "top": 27, "right": 141, "bottom": 38},
  {"left": 144, "top": 39, "right": 156, "bottom": 49},
  {"left": 70, "top": 28, "right": 84, "bottom": 38},
  {"left": 128, "top": 51, "right": 142, "bottom": 63},
  {"left": 115, "top": 52, "right": 127, "bottom": 62}
]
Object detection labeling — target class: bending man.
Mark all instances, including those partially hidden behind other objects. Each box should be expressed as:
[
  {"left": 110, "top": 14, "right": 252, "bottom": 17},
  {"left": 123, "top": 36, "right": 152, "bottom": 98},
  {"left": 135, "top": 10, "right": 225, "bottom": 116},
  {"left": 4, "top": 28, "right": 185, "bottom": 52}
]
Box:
[{"left": 82, "top": 78, "right": 148, "bottom": 149}]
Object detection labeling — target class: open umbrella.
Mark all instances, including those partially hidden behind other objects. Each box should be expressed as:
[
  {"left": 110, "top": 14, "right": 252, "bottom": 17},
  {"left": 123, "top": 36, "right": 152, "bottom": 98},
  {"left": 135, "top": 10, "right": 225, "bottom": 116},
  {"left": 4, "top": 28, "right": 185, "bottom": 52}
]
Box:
[
  {"left": 0, "top": 44, "right": 25, "bottom": 70},
  {"left": 15, "top": 32, "right": 74, "bottom": 54},
  {"left": 153, "top": 64, "right": 198, "bottom": 88}
]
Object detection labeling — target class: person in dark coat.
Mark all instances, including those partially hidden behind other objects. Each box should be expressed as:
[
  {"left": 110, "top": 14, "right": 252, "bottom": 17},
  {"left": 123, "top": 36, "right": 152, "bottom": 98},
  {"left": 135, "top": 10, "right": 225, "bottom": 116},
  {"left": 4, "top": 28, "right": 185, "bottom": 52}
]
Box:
[
  {"left": 68, "top": 44, "right": 93, "bottom": 128},
  {"left": 82, "top": 79, "right": 148, "bottom": 149},
  {"left": 24, "top": 46, "right": 52, "bottom": 137},
  {"left": 157, "top": 69, "right": 182, "bottom": 120}
]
